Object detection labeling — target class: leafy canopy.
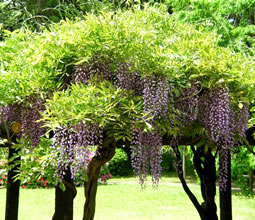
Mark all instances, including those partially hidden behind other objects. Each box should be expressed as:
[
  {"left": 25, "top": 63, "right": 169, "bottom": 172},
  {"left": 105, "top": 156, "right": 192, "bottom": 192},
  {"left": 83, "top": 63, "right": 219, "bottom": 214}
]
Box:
[
  {"left": 42, "top": 79, "right": 147, "bottom": 141},
  {"left": 0, "top": 5, "right": 255, "bottom": 134}
]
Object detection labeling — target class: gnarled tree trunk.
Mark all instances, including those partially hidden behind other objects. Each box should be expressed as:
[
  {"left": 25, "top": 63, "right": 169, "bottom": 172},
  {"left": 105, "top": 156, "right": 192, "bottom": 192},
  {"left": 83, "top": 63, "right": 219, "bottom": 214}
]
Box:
[
  {"left": 83, "top": 137, "right": 116, "bottom": 220},
  {"left": 52, "top": 168, "right": 77, "bottom": 220},
  {"left": 192, "top": 146, "right": 218, "bottom": 220}
]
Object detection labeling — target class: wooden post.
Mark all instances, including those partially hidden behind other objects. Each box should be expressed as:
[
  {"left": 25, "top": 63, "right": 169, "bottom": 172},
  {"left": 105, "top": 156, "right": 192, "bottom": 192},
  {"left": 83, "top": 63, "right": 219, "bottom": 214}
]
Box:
[
  {"left": 219, "top": 150, "right": 232, "bottom": 220},
  {"left": 182, "top": 146, "right": 186, "bottom": 180},
  {"left": 248, "top": 168, "right": 253, "bottom": 192},
  {"left": 5, "top": 146, "right": 21, "bottom": 220}
]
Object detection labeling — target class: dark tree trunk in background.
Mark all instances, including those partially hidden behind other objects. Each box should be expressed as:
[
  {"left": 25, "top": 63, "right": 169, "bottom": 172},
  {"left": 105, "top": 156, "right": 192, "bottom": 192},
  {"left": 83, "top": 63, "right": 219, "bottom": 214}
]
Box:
[
  {"left": 83, "top": 137, "right": 116, "bottom": 220},
  {"left": 172, "top": 143, "right": 218, "bottom": 220},
  {"left": 192, "top": 146, "right": 218, "bottom": 220},
  {"left": 52, "top": 168, "right": 77, "bottom": 220},
  {"left": 5, "top": 146, "right": 21, "bottom": 220},
  {"left": 171, "top": 145, "right": 207, "bottom": 220},
  {"left": 219, "top": 151, "right": 232, "bottom": 220}
]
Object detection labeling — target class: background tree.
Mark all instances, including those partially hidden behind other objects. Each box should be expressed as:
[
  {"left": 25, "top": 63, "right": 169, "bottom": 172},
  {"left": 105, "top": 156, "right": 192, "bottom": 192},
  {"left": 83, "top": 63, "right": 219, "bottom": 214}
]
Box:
[{"left": 166, "top": 0, "right": 255, "bottom": 53}]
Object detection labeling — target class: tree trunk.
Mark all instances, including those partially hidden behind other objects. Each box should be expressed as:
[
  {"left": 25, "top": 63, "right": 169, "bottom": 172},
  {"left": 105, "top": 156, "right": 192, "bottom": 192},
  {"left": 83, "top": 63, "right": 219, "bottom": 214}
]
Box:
[
  {"left": 192, "top": 146, "right": 218, "bottom": 220},
  {"left": 219, "top": 150, "right": 232, "bottom": 220},
  {"left": 172, "top": 143, "right": 218, "bottom": 220},
  {"left": 52, "top": 168, "right": 77, "bottom": 220},
  {"left": 83, "top": 166, "right": 101, "bottom": 220},
  {"left": 5, "top": 146, "right": 21, "bottom": 220},
  {"left": 171, "top": 144, "right": 206, "bottom": 220},
  {"left": 83, "top": 137, "right": 116, "bottom": 220}
]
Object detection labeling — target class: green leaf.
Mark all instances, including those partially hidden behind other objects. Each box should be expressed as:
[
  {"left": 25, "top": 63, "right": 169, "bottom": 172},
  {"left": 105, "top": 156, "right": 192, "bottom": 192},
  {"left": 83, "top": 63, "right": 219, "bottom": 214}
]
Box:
[
  {"left": 59, "top": 182, "right": 66, "bottom": 192},
  {"left": 0, "top": 138, "right": 7, "bottom": 145},
  {"left": 238, "top": 103, "right": 243, "bottom": 109}
]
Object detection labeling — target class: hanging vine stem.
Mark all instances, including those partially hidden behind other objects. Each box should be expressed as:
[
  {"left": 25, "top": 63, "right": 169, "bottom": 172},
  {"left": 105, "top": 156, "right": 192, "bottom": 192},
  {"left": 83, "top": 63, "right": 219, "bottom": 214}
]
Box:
[
  {"left": 3, "top": 122, "right": 11, "bottom": 143},
  {"left": 174, "top": 81, "right": 202, "bottom": 103}
]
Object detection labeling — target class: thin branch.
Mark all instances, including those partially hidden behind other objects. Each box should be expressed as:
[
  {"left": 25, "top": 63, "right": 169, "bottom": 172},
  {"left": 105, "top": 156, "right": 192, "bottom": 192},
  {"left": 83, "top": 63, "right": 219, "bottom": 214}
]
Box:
[
  {"left": 162, "top": 135, "right": 201, "bottom": 146},
  {"left": 171, "top": 145, "right": 205, "bottom": 219}
]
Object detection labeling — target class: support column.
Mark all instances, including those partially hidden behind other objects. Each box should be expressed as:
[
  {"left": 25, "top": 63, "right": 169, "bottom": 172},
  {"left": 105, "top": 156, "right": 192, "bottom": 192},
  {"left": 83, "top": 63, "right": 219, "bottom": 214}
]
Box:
[
  {"left": 219, "top": 151, "right": 232, "bottom": 220},
  {"left": 5, "top": 146, "right": 21, "bottom": 220}
]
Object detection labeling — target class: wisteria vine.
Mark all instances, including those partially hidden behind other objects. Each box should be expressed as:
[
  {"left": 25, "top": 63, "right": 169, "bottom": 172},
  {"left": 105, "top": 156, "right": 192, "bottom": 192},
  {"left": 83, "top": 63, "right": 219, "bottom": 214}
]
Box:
[
  {"left": 0, "top": 56, "right": 250, "bottom": 192},
  {"left": 21, "top": 98, "right": 46, "bottom": 146},
  {"left": 72, "top": 59, "right": 112, "bottom": 85},
  {"left": 115, "top": 62, "right": 143, "bottom": 96},
  {"left": 130, "top": 125, "right": 162, "bottom": 187},
  {"left": 174, "top": 82, "right": 199, "bottom": 125},
  {"left": 198, "top": 86, "right": 249, "bottom": 190},
  {"left": 143, "top": 75, "right": 169, "bottom": 119},
  {"left": 0, "top": 99, "right": 46, "bottom": 146},
  {"left": 52, "top": 123, "right": 103, "bottom": 181},
  {"left": 0, "top": 104, "right": 21, "bottom": 123}
]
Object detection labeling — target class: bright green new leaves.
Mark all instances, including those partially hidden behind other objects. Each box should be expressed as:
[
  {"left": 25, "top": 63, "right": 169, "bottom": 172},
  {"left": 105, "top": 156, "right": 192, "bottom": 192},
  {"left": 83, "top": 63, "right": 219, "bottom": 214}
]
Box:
[
  {"left": 0, "top": 30, "right": 62, "bottom": 105},
  {"left": 0, "top": 6, "right": 255, "bottom": 109},
  {"left": 42, "top": 80, "right": 147, "bottom": 141}
]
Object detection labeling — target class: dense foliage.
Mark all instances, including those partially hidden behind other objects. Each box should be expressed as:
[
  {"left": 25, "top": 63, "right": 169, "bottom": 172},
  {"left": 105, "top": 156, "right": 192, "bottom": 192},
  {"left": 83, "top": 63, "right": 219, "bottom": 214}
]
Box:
[
  {"left": 166, "top": 0, "right": 255, "bottom": 53},
  {"left": 0, "top": 0, "right": 114, "bottom": 38},
  {"left": 1, "top": 3, "right": 255, "bottom": 220},
  {"left": 231, "top": 146, "right": 255, "bottom": 194},
  {"left": 108, "top": 148, "right": 132, "bottom": 176},
  {"left": 165, "top": 0, "right": 255, "bottom": 194},
  {"left": 1, "top": 6, "right": 255, "bottom": 190}
]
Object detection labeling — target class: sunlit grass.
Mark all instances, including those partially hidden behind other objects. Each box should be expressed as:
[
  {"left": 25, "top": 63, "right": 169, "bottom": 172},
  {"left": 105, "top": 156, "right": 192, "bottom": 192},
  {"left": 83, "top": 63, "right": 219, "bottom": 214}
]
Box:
[{"left": 0, "top": 176, "right": 255, "bottom": 220}]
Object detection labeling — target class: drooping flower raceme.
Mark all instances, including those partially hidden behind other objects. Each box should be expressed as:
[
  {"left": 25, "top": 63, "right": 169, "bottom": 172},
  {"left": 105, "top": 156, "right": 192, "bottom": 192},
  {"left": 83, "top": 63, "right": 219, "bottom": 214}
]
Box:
[
  {"left": 52, "top": 123, "right": 103, "bottom": 181},
  {"left": 130, "top": 125, "right": 162, "bottom": 187}
]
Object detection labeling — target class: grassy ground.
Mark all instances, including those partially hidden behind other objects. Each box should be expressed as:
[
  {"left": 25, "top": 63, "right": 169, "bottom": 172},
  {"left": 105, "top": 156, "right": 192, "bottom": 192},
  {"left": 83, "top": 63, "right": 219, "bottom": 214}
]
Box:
[{"left": 1, "top": 175, "right": 255, "bottom": 220}]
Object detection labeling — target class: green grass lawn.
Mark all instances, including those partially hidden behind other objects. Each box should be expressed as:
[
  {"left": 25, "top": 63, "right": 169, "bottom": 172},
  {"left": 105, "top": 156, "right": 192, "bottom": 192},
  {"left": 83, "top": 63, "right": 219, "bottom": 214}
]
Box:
[{"left": 1, "top": 176, "right": 255, "bottom": 220}]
